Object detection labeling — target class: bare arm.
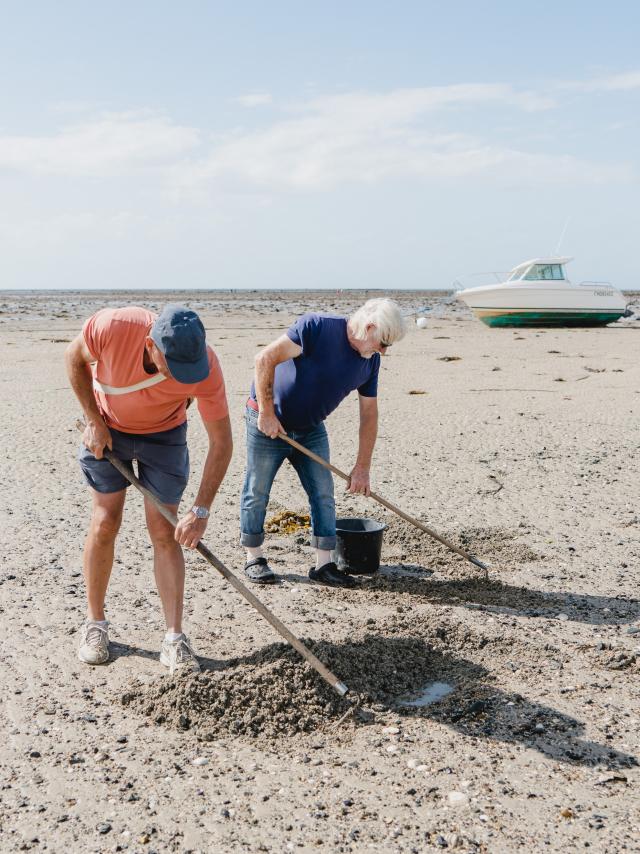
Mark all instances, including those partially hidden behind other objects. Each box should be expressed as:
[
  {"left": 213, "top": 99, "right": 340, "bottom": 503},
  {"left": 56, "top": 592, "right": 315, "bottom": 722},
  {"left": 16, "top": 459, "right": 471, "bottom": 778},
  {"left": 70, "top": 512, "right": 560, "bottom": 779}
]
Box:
[
  {"left": 174, "top": 415, "right": 233, "bottom": 549},
  {"left": 348, "top": 395, "right": 378, "bottom": 496},
  {"left": 254, "top": 334, "right": 302, "bottom": 438},
  {"left": 65, "top": 333, "right": 112, "bottom": 458}
]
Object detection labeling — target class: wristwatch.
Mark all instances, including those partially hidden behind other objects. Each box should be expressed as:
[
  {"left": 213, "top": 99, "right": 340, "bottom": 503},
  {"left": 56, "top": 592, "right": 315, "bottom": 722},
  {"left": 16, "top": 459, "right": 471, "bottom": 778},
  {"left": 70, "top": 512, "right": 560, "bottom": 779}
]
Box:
[{"left": 190, "top": 505, "right": 210, "bottom": 519}]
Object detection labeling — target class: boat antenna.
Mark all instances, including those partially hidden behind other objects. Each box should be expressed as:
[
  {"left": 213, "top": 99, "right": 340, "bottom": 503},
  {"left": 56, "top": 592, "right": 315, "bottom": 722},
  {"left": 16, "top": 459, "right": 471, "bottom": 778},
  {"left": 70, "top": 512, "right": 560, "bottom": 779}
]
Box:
[{"left": 554, "top": 217, "right": 571, "bottom": 256}]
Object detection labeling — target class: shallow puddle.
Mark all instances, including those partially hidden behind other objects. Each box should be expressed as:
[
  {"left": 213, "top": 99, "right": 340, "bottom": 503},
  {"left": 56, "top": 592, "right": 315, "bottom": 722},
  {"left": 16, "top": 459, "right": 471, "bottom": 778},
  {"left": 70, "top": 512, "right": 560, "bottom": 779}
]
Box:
[{"left": 398, "top": 681, "right": 455, "bottom": 707}]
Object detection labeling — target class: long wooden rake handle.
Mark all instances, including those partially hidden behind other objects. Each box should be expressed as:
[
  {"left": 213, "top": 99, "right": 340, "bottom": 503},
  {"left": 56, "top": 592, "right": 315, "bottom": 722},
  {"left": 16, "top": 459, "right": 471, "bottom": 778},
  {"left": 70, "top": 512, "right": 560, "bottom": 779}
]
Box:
[
  {"left": 75, "top": 422, "right": 348, "bottom": 696},
  {"left": 279, "top": 432, "right": 489, "bottom": 578}
]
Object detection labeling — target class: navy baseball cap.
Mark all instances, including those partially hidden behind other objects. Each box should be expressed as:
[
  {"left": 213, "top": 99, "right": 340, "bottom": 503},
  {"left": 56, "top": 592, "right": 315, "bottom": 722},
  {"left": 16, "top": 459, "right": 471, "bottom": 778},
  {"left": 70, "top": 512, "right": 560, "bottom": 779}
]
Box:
[{"left": 150, "top": 305, "right": 210, "bottom": 384}]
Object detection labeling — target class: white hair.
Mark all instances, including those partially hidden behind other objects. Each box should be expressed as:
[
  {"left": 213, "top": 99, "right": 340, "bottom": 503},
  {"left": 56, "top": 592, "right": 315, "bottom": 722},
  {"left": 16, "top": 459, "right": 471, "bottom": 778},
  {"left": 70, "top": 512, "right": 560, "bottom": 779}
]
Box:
[{"left": 348, "top": 298, "right": 407, "bottom": 344}]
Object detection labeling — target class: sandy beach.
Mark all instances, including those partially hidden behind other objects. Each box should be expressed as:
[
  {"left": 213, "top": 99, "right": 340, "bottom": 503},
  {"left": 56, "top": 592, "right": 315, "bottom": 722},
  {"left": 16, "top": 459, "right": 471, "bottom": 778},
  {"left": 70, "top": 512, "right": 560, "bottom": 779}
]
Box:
[{"left": 1, "top": 289, "right": 639, "bottom": 853}]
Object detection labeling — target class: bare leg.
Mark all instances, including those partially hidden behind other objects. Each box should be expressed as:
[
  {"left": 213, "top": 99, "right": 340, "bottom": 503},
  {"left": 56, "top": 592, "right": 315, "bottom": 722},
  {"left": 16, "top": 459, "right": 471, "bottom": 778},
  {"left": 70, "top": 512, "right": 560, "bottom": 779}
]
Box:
[
  {"left": 145, "top": 498, "right": 184, "bottom": 634},
  {"left": 83, "top": 489, "right": 126, "bottom": 621}
]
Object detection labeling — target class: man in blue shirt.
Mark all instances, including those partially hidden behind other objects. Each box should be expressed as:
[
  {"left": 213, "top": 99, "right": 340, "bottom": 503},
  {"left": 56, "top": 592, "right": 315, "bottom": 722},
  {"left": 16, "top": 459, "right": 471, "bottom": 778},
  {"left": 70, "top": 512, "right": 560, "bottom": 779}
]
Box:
[{"left": 240, "top": 298, "right": 406, "bottom": 586}]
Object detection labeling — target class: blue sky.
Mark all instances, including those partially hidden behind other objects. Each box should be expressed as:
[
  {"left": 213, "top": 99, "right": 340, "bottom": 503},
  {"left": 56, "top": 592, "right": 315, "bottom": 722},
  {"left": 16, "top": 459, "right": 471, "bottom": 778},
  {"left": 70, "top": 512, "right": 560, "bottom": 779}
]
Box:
[{"left": 1, "top": 1, "right": 639, "bottom": 290}]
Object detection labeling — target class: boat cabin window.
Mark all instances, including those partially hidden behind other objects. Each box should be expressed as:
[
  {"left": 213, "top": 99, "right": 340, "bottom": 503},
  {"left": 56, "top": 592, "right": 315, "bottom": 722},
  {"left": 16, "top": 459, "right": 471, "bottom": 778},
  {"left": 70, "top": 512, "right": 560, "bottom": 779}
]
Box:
[{"left": 523, "top": 264, "right": 565, "bottom": 281}]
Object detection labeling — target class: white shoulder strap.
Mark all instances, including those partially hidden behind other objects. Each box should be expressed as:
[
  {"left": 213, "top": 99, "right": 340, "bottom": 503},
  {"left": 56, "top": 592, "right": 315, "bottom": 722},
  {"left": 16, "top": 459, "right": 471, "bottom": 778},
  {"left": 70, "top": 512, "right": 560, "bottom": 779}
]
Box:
[{"left": 93, "top": 373, "right": 167, "bottom": 395}]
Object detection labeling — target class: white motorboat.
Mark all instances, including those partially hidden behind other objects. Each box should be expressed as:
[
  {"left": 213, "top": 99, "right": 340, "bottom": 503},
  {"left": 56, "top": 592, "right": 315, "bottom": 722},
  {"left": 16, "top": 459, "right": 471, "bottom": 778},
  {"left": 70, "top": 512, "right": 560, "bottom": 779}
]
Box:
[{"left": 455, "top": 257, "right": 627, "bottom": 327}]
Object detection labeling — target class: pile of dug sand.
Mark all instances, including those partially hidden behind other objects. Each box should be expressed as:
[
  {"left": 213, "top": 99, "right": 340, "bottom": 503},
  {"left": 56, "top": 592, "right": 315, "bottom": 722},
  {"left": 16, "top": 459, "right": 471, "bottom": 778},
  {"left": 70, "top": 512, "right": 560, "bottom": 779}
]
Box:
[
  {"left": 121, "top": 633, "right": 452, "bottom": 740},
  {"left": 382, "top": 517, "right": 542, "bottom": 570}
]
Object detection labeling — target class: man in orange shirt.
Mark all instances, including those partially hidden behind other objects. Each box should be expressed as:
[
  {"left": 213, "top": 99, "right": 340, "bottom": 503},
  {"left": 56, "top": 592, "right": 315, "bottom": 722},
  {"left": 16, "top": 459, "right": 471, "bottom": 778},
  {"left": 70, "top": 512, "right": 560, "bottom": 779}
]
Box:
[{"left": 66, "top": 305, "right": 232, "bottom": 672}]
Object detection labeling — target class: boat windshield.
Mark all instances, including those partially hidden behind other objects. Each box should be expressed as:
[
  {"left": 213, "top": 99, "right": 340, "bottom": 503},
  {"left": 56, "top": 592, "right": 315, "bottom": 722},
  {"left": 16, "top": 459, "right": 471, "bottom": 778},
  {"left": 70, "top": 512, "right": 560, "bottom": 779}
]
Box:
[{"left": 521, "top": 264, "right": 565, "bottom": 281}]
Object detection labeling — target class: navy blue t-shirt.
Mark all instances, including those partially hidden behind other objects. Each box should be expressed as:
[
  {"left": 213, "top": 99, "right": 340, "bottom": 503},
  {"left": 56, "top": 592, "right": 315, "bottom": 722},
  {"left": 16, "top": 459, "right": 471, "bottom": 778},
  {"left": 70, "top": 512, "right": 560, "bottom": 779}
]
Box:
[{"left": 250, "top": 313, "right": 380, "bottom": 431}]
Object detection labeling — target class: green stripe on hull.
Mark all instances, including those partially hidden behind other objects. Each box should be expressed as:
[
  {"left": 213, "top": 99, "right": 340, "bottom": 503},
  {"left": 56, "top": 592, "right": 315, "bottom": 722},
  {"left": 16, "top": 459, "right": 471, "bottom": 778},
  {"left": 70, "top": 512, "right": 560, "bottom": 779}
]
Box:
[{"left": 479, "top": 311, "right": 624, "bottom": 328}]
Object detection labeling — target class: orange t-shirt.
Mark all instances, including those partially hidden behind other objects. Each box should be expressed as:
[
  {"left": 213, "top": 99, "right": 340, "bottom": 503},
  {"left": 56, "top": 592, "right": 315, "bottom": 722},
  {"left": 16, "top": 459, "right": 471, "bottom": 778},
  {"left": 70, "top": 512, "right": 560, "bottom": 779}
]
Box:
[{"left": 83, "top": 306, "right": 229, "bottom": 434}]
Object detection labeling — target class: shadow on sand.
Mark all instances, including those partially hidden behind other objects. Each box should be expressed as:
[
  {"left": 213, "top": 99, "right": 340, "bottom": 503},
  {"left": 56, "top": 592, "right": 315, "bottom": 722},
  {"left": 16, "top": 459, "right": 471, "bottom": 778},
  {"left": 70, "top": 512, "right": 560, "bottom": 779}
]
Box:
[
  {"left": 361, "top": 565, "right": 640, "bottom": 625},
  {"left": 266, "top": 566, "right": 637, "bottom": 625},
  {"left": 225, "top": 635, "right": 638, "bottom": 770}
]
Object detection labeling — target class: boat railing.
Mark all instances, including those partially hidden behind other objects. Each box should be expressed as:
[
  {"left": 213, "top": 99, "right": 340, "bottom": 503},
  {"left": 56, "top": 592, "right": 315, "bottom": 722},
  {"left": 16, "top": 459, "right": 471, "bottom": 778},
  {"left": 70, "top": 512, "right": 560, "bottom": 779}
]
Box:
[
  {"left": 453, "top": 271, "right": 511, "bottom": 290},
  {"left": 577, "top": 280, "right": 613, "bottom": 288}
]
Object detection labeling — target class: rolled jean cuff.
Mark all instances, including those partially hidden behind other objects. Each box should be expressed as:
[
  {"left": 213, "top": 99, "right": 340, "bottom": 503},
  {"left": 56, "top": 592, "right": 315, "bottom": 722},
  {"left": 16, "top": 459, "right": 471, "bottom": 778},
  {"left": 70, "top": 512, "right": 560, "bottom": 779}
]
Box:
[
  {"left": 240, "top": 531, "right": 265, "bottom": 547},
  {"left": 310, "top": 534, "right": 337, "bottom": 550}
]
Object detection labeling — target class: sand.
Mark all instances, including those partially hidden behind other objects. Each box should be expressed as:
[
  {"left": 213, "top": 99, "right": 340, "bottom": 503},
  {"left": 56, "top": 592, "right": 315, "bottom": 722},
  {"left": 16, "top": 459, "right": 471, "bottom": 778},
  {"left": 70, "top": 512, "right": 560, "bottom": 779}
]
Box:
[{"left": 1, "top": 288, "right": 639, "bottom": 852}]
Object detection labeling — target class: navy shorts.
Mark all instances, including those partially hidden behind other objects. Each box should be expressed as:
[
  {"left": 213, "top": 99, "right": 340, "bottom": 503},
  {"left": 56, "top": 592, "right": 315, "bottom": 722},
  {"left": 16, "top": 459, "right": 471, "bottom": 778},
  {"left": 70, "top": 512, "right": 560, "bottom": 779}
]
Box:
[{"left": 78, "top": 423, "right": 189, "bottom": 506}]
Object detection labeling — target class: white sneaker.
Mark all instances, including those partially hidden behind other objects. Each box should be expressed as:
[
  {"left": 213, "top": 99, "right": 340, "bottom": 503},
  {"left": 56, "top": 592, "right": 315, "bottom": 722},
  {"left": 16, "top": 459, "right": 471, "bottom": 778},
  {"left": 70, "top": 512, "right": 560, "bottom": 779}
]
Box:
[
  {"left": 78, "top": 621, "right": 109, "bottom": 665},
  {"left": 160, "top": 634, "right": 201, "bottom": 674}
]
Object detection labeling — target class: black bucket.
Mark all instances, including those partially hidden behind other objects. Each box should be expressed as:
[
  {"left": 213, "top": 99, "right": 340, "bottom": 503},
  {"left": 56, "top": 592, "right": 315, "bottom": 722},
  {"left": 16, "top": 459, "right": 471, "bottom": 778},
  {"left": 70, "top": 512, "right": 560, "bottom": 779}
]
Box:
[{"left": 332, "top": 518, "right": 387, "bottom": 575}]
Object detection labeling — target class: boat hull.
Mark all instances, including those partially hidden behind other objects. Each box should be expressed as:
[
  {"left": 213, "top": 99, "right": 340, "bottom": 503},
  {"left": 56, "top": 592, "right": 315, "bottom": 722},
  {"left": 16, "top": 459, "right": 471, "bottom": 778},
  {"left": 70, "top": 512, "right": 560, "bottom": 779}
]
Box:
[
  {"left": 456, "top": 282, "right": 626, "bottom": 328},
  {"left": 476, "top": 308, "right": 625, "bottom": 327}
]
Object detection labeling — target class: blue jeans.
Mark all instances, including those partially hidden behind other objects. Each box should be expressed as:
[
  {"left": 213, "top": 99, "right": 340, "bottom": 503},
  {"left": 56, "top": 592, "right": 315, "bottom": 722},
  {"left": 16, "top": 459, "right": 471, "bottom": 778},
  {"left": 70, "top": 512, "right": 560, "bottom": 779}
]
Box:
[{"left": 240, "top": 406, "right": 336, "bottom": 549}]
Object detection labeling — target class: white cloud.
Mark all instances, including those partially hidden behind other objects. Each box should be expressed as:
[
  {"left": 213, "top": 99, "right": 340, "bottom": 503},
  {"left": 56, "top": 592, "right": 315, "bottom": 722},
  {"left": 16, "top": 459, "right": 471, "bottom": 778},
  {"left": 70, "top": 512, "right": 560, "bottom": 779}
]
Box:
[
  {"left": 0, "top": 82, "right": 633, "bottom": 193},
  {"left": 236, "top": 93, "right": 273, "bottom": 107},
  {"left": 299, "top": 83, "right": 555, "bottom": 121},
  {"left": 173, "top": 85, "right": 628, "bottom": 193},
  {"left": 563, "top": 70, "right": 640, "bottom": 92},
  {"left": 0, "top": 111, "right": 200, "bottom": 177}
]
